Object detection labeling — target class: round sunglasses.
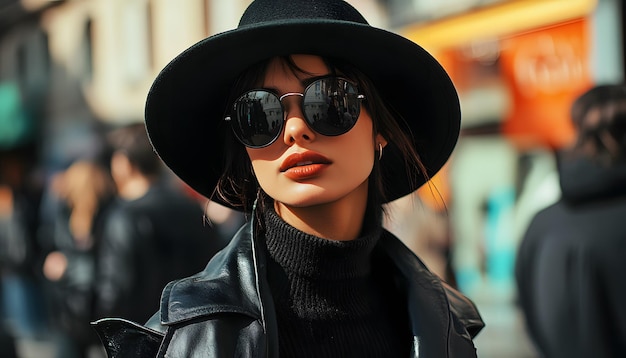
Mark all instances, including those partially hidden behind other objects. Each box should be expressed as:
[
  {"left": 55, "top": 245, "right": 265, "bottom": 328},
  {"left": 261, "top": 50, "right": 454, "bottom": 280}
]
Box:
[{"left": 225, "top": 76, "right": 365, "bottom": 148}]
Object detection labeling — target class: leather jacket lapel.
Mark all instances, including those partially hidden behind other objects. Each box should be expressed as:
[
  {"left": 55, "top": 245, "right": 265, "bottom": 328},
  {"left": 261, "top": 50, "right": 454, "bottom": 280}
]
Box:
[
  {"left": 377, "top": 230, "right": 483, "bottom": 357},
  {"left": 158, "top": 219, "right": 279, "bottom": 357},
  {"left": 159, "top": 223, "right": 263, "bottom": 325}
]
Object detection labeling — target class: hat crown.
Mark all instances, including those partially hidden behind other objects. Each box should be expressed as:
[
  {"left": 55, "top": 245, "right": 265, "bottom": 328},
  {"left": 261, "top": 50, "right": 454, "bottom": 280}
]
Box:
[{"left": 238, "top": 0, "right": 369, "bottom": 27}]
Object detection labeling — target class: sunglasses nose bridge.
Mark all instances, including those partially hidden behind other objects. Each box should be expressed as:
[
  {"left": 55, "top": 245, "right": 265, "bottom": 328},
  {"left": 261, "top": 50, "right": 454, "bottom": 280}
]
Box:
[
  {"left": 279, "top": 93, "right": 316, "bottom": 144},
  {"left": 278, "top": 92, "right": 304, "bottom": 102},
  {"left": 279, "top": 92, "right": 305, "bottom": 121}
]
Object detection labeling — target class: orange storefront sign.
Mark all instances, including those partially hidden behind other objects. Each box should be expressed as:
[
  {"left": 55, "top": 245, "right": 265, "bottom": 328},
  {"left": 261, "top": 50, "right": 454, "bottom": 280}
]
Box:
[{"left": 499, "top": 18, "right": 592, "bottom": 149}]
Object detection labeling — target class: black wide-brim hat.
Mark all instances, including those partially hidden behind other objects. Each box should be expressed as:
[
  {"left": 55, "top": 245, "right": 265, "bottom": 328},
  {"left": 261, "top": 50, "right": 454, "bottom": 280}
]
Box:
[{"left": 145, "top": 0, "right": 460, "bottom": 211}]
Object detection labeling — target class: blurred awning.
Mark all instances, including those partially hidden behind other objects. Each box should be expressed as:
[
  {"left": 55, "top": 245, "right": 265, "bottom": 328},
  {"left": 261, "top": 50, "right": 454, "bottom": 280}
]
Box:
[{"left": 399, "top": 0, "right": 598, "bottom": 50}]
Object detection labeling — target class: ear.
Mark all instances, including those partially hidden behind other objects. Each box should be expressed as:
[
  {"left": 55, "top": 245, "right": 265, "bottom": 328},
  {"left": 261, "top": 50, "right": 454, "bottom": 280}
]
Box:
[{"left": 375, "top": 133, "right": 388, "bottom": 148}]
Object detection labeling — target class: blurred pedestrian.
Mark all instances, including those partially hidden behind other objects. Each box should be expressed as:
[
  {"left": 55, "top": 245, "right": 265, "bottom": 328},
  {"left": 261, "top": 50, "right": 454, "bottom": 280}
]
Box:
[
  {"left": 0, "top": 184, "right": 19, "bottom": 358},
  {"left": 40, "top": 159, "right": 115, "bottom": 358},
  {"left": 516, "top": 83, "right": 626, "bottom": 358},
  {"left": 93, "top": 122, "right": 225, "bottom": 325},
  {"left": 93, "top": 1, "right": 484, "bottom": 357},
  {"left": 0, "top": 316, "right": 17, "bottom": 358},
  {"left": 0, "top": 146, "right": 48, "bottom": 341}
]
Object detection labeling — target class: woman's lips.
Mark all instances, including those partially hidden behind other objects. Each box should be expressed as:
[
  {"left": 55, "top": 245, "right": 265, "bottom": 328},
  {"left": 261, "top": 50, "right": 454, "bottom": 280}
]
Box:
[{"left": 280, "top": 151, "right": 331, "bottom": 180}]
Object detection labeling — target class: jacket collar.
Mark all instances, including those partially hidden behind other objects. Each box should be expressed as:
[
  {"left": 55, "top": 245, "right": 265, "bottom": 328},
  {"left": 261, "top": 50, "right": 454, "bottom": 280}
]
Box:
[
  {"left": 159, "top": 221, "right": 265, "bottom": 324},
  {"left": 377, "top": 231, "right": 483, "bottom": 354},
  {"left": 158, "top": 219, "right": 483, "bottom": 354}
]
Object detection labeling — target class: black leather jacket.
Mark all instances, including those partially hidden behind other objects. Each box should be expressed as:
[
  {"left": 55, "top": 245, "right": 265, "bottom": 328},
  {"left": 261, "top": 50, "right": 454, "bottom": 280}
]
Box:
[{"left": 93, "top": 220, "right": 484, "bottom": 357}]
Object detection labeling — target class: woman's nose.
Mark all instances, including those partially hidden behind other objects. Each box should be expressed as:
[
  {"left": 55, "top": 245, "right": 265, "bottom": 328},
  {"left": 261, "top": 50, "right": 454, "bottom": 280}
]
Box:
[{"left": 282, "top": 97, "right": 316, "bottom": 145}]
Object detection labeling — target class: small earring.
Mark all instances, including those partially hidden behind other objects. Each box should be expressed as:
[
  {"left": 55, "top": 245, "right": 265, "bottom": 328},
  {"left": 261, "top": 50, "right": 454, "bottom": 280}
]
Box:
[{"left": 378, "top": 143, "right": 383, "bottom": 160}]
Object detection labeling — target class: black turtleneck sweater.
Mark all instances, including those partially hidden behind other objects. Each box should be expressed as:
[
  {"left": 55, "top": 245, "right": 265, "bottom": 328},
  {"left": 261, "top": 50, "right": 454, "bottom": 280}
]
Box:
[{"left": 263, "top": 208, "right": 411, "bottom": 357}]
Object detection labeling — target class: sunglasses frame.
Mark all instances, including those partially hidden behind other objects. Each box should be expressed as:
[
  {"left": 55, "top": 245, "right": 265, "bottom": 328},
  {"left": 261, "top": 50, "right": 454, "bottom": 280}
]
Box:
[{"left": 225, "top": 76, "right": 365, "bottom": 148}]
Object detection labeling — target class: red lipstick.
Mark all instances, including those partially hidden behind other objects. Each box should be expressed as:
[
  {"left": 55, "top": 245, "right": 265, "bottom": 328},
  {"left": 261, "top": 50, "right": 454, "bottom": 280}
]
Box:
[{"left": 280, "top": 151, "right": 331, "bottom": 180}]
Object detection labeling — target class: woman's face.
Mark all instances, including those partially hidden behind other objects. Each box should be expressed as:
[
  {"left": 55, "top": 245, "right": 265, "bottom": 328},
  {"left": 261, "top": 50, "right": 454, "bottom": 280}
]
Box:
[{"left": 246, "top": 54, "right": 386, "bottom": 209}]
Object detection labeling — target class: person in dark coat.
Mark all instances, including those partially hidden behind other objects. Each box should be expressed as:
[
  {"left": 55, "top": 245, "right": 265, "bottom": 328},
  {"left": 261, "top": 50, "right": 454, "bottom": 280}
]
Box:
[
  {"left": 0, "top": 147, "right": 48, "bottom": 342},
  {"left": 0, "top": 284, "right": 17, "bottom": 358},
  {"left": 93, "top": 123, "right": 226, "bottom": 325},
  {"left": 0, "top": 325, "right": 16, "bottom": 358},
  {"left": 92, "top": 1, "right": 485, "bottom": 357},
  {"left": 516, "top": 84, "right": 626, "bottom": 358},
  {"left": 40, "top": 159, "right": 115, "bottom": 358}
]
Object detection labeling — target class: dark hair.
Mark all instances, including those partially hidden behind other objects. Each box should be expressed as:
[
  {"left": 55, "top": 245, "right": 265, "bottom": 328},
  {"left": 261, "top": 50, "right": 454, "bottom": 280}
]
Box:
[
  {"left": 107, "top": 123, "right": 163, "bottom": 177},
  {"left": 214, "top": 55, "right": 427, "bottom": 220},
  {"left": 570, "top": 84, "right": 626, "bottom": 165}
]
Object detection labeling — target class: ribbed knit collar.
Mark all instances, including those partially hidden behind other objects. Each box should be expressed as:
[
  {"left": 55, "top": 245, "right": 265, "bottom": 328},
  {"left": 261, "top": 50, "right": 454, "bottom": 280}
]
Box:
[{"left": 263, "top": 207, "right": 382, "bottom": 280}]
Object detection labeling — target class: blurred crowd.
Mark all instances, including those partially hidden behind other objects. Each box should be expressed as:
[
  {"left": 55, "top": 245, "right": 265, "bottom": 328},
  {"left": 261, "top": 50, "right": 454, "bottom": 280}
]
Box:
[{"left": 0, "top": 122, "right": 243, "bottom": 358}]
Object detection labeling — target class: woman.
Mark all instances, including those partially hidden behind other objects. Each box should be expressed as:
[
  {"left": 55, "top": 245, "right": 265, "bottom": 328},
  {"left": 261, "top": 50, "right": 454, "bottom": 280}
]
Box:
[{"left": 92, "top": 0, "right": 484, "bottom": 357}]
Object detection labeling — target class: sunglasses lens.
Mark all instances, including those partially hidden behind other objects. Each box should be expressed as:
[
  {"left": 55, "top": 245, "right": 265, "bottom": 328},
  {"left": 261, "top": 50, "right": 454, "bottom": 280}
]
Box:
[
  {"left": 229, "top": 78, "right": 363, "bottom": 148},
  {"left": 303, "top": 78, "right": 361, "bottom": 136},
  {"left": 231, "top": 90, "right": 283, "bottom": 147}
]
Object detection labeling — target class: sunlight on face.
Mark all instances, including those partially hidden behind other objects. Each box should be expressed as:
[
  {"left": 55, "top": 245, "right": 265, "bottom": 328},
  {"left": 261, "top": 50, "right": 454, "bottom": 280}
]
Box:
[{"left": 246, "top": 54, "right": 385, "bottom": 209}]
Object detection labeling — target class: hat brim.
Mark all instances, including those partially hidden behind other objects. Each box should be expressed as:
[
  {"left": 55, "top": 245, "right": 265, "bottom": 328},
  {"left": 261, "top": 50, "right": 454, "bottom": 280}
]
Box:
[{"left": 145, "top": 19, "right": 460, "bottom": 211}]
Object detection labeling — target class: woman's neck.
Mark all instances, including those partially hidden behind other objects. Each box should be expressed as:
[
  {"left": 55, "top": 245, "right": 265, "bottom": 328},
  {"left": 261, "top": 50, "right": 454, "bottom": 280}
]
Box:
[{"left": 274, "top": 181, "right": 368, "bottom": 241}]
